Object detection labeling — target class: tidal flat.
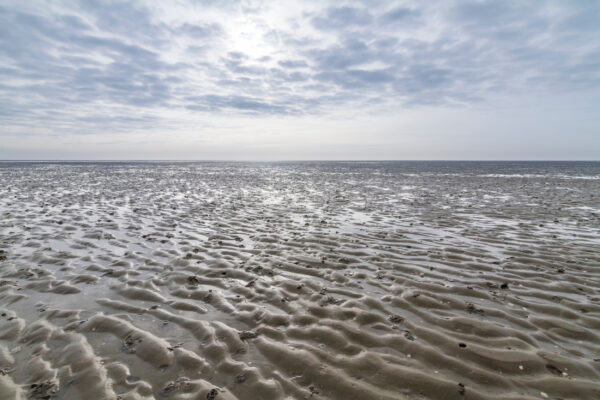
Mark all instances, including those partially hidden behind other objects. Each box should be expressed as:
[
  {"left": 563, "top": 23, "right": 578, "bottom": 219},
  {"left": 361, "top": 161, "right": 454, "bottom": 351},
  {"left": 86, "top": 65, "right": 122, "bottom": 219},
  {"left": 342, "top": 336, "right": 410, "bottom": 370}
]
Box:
[{"left": 0, "top": 161, "right": 599, "bottom": 400}]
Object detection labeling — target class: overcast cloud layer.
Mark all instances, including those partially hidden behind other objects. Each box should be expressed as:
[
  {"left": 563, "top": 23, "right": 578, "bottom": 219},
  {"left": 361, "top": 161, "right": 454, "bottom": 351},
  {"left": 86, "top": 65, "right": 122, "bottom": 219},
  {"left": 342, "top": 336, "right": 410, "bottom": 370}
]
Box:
[{"left": 1, "top": 0, "right": 599, "bottom": 159}]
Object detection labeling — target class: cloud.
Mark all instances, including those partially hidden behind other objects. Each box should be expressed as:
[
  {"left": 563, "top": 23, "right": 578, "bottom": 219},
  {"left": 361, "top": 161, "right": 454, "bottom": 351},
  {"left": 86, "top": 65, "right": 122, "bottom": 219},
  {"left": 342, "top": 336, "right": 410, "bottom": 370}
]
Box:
[
  {"left": 310, "top": 6, "right": 372, "bottom": 30},
  {"left": 174, "top": 22, "right": 224, "bottom": 38},
  {"left": 379, "top": 6, "right": 420, "bottom": 24},
  {"left": 278, "top": 59, "right": 308, "bottom": 68},
  {"left": 0, "top": 0, "right": 599, "bottom": 138}
]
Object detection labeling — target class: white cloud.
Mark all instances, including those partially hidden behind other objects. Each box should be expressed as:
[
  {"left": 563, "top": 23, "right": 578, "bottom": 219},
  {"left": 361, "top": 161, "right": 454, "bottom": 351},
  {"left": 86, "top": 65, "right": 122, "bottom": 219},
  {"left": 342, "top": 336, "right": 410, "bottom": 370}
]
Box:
[{"left": 0, "top": 0, "right": 599, "bottom": 159}]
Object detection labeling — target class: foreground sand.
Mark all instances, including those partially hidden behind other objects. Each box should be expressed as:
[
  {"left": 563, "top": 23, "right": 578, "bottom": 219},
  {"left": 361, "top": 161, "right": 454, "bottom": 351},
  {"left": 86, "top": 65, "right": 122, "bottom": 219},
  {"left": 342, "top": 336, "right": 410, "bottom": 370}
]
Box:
[{"left": 0, "top": 161, "right": 599, "bottom": 400}]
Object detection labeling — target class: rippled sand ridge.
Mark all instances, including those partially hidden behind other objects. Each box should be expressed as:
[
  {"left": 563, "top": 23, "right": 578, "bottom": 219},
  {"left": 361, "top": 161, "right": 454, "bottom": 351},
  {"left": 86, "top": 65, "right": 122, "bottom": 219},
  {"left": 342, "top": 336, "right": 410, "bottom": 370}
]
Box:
[{"left": 0, "top": 161, "right": 599, "bottom": 400}]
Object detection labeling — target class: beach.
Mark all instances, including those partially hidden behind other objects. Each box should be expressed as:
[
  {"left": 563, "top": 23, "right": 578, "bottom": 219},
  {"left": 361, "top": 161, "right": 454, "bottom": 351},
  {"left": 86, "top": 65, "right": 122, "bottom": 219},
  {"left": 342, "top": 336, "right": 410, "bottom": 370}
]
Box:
[{"left": 0, "top": 161, "right": 599, "bottom": 400}]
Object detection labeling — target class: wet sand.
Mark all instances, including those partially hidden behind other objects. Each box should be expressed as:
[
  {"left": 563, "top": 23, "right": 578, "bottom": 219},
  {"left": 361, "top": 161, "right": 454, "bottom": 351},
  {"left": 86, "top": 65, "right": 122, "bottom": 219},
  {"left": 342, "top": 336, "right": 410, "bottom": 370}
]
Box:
[{"left": 0, "top": 161, "right": 599, "bottom": 400}]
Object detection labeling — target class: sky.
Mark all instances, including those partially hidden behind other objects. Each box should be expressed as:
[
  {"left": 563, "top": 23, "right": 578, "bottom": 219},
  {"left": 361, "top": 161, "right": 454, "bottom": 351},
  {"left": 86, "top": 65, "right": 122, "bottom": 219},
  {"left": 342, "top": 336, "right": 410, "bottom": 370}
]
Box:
[{"left": 0, "top": 0, "right": 599, "bottom": 160}]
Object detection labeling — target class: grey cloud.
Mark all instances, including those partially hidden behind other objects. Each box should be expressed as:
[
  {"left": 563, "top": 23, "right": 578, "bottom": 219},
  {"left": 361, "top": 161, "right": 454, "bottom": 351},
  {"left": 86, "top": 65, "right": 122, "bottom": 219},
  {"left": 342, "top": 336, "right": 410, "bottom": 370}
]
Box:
[
  {"left": 379, "top": 6, "right": 420, "bottom": 24},
  {"left": 227, "top": 51, "right": 247, "bottom": 60},
  {"left": 174, "top": 22, "right": 224, "bottom": 38},
  {"left": 78, "top": 0, "right": 168, "bottom": 44},
  {"left": 306, "top": 38, "right": 373, "bottom": 70},
  {"left": 278, "top": 59, "right": 308, "bottom": 68},
  {"left": 347, "top": 69, "right": 395, "bottom": 84},
  {"left": 314, "top": 68, "right": 395, "bottom": 90},
  {"left": 559, "top": 4, "right": 600, "bottom": 31},
  {"left": 58, "top": 14, "right": 94, "bottom": 31},
  {"left": 270, "top": 68, "right": 310, "bottom": 83},
  {"left": 310, "top": 6, "right": 372, "bottom": 30},
  {"left": 186, "top": 95, "right": 293, "bottom": 114}
]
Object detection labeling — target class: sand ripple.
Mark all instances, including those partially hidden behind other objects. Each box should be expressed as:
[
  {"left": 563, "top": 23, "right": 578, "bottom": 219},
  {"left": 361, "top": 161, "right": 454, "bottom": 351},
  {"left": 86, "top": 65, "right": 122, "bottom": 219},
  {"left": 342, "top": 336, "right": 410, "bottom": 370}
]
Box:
[{"left": 0, "top": 162, "right": 599, "bottom": 399}]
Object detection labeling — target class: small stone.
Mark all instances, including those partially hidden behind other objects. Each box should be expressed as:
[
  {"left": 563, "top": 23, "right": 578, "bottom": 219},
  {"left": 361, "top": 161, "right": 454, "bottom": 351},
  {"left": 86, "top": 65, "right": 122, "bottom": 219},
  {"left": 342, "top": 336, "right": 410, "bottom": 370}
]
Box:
[
  {"left": 187, "top": 275, "right": 201, "bottom": 286},
  {"left": 206, "top": 388, "right": 219, "bottom": 399},
  {"left": 466, "top": 302, "right": 484, "bottom": 315},
  {"left": 239, "top": 331, "right": 258, "bottom": 340},
  {"left": 388, "top": 314, "right": 404, "bottom": 324},
  {"left": 545, "top": 364, "right": 562, "bottom": 376}
]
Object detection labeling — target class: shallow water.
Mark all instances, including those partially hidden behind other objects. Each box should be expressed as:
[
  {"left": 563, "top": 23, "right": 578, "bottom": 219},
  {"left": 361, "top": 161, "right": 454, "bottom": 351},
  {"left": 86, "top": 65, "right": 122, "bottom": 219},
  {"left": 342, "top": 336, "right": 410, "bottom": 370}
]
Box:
[{"left": 0, "top": 161, "right": 599, "bottom": 399}]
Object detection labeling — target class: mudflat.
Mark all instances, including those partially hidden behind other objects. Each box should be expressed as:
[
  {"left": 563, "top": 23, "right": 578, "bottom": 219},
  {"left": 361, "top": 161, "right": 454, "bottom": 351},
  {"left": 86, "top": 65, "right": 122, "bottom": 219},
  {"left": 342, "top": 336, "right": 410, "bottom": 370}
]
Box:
[{"left": 0, "top": 161, "right": 599, "bottom": 400}]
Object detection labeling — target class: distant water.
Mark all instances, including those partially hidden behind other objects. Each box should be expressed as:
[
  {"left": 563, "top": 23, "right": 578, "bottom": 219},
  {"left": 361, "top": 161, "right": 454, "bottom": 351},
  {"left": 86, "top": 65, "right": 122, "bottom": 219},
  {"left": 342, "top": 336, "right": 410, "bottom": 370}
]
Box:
[{"left": 1, "top": 160, "right": 599, "bottom": 178}]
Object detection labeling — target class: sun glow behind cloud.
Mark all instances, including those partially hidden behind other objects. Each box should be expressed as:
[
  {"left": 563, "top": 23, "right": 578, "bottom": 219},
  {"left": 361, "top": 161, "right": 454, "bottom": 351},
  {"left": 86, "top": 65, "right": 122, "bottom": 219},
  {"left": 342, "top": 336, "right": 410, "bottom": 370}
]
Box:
[{"left": 0, "top": 0, "right": 599, "bottom": 159}]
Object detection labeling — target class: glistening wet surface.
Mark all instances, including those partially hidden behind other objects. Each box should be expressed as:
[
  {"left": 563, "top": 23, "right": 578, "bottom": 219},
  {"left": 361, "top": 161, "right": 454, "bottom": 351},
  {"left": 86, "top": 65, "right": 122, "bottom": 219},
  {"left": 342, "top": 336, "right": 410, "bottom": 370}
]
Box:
[{"left": 0, "top": 161, "right": 599, "bottom": 400}]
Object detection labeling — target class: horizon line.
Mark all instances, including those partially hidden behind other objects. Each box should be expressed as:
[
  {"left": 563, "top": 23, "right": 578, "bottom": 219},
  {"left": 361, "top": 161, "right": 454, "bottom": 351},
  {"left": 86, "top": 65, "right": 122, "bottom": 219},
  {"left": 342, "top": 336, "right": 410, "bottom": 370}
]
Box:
[{"left": 1, "top": 159, "right": 599, "bottom": 163}]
